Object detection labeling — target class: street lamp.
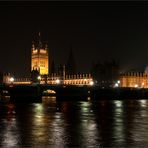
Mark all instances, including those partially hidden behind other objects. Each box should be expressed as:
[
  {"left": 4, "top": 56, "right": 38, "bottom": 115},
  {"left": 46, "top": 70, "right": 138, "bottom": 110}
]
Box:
[
  {"left": 56, "top": 79, "right": 60, "bottom": 84},
  {"left": 9, "top": 77, "right": 14, "bottom": 83},
  {"left": 142, "top": 82, "right": 144, "bottom": 88},
  {"left": 37, "top": 75, "right": 41, "bottom": 80},
  {"left": 89, "top": 81, "right": 94, "bottom": 86},
  {"left": 114, "top": 83, "right": 119, "bottom": 87}
]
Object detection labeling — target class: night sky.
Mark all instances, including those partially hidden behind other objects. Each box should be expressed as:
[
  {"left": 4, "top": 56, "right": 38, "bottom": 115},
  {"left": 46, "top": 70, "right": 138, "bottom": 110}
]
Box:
[{"left": 0, "top": 1, "right": 148, "bottom": 76}]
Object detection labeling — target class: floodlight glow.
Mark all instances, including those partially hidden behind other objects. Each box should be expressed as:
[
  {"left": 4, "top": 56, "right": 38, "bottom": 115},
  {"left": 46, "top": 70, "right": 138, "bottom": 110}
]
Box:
[
  {"left": 114, "top": 83, "right": 119, "bottom": 87},
  {"left": 115, "top": 100, "right": 122, "bottom": 107},
  {"left": 9, "top": 77, "right": 14, "bottom": 82},
  {"left": 135, "top": 84, "right": 138, "bottom": 88},
  {"left": 139, "top": 100, "right": 147, "bottom": 107},
  {"left": 90, "top": 81, "right": 94, "bottom": 86},
  {"left": 37, "top": 76, "right": 41, "bottom": 80},
  {"left": 56, "top": 79, "right": 60, "bottom": 84},
  {"left": 117, "top": 80, "right": 120, "bottom": 84}
]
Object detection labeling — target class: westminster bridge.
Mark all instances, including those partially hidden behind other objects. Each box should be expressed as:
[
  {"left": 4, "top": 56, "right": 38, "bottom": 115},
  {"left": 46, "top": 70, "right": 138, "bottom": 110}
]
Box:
[
  {"left": 0, "top": 84, "right": 96, "bottom": 103},
  {"left": 0, "top": 73, "right": 97, "bottom": 103},
  {"left": 2, "top": 83, "right": 148, "bottom": 103}
]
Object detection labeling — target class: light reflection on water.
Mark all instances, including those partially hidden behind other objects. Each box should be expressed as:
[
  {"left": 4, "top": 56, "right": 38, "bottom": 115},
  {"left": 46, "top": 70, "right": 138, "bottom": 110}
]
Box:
[{"left": 0, "top": 98, "right": 148, "bottom": 147}]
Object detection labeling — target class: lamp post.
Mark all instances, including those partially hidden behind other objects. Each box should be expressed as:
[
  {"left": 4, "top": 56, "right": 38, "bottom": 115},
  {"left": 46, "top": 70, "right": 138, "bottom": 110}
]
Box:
[
  {"left": 9, "top": 77, "right": 14, "bottom": 83},
  {"left": 9, "top": 77, "right": 14, "bottom": 87},
  {"left": 55, "top": 79, "right": 60, "bottom": 84},
  {"left": 37, "top": 75, "right": 41, "bottom": 84},
  {"left": 89, "top": 81, "right": 94, "bottom": 86}
]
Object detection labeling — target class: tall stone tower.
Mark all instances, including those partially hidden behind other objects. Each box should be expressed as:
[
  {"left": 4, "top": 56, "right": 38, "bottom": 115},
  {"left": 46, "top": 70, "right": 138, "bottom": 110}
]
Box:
[{"left": 31, "top": 33, "right": 49, "bottom": 75}]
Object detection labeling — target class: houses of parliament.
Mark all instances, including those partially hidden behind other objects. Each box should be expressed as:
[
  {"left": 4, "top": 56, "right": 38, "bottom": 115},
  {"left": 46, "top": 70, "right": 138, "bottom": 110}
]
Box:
[
  {"left": 3, "top": 33, "right": 93, "bottom": 86},
  {"left": 3, "top": 33, "right": 148, "bottom": 88}
]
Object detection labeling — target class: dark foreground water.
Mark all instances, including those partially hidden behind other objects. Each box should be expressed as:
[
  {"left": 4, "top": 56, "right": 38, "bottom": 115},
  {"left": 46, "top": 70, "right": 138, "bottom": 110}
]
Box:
[{"left": 0, "top": 97, "right": 148, "bottom": 147}]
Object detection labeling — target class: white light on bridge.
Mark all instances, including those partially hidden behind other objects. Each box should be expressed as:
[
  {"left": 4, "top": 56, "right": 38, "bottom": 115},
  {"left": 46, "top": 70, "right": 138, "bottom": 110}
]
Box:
[
  {"left": 139, "top": 100, "right": 147, "bottom": 107},
  {"left": 114, "top": 100, "right": 123, "bottom": 107}
]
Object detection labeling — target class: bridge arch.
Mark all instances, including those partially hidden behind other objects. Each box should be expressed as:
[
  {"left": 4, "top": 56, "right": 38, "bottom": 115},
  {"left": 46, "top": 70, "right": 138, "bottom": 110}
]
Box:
[{"left": 42, "top": 89, "right": 56, "bottom": 96}]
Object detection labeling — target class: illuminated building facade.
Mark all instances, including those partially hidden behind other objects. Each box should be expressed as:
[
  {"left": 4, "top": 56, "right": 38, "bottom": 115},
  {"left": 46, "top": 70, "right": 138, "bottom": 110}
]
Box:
[
  {"left": 3, "top": 73, "right": 93, "bottom": 86},
  {"left": 3, "top": 33, "right": 94, "bottom": 86},
  {"left": 120, "top": 72, "right": 148, "bottom": 88},
  {"left": 31, "top": 33, "right": 48, "bottom": 75}
]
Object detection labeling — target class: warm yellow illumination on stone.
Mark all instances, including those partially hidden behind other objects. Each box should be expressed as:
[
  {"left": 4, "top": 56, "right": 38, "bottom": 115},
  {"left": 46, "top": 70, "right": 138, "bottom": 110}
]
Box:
[
  {"left": 120, "top": 72, "right": 148, "bottom": 88},
  {"left": 40, "top": 49, "right": 46, "bottom": 54},
  {"left": 31, "top": 44, "right": 48, "bottom": 75},
  {"left": 33, "top": 50, "right": 38, "bottom": 54}
]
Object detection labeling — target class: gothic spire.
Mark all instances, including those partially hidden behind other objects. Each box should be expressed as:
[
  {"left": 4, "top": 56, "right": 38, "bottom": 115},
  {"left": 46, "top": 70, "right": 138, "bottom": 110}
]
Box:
[
  {"left": 38, "top": 32, "right": 42, "bottom": 49},
  {"left": 66, "top": 47, "right": 76, "bottom": 75}
]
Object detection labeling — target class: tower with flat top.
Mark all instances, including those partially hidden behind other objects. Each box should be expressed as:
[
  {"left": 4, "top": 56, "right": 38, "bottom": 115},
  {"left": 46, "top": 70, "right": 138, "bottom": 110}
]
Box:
[{"left": 31, "top": 33, "right": 49, "bottom": 75}]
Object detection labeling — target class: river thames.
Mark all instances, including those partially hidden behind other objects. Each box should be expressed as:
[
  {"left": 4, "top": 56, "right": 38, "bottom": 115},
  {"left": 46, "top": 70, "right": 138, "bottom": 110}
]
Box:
[{"left": 0, "top": 97, "right": 148, "bottom": 147}]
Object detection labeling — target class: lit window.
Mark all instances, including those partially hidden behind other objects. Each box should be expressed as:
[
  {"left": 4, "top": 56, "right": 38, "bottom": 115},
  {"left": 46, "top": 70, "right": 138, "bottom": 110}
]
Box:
[
  {"left": 33, "top": 49, "right": 38, "bottom": 54},
  {"left": 40, "top": 49, "right": 46, "bottom": 54},
  {"left": 40, "top": 61, "right": 45, "bottom": 67}
]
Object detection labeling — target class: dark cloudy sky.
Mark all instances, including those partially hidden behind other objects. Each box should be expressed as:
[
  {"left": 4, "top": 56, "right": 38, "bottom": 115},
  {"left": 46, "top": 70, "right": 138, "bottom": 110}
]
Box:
[{"left": 0, "top": 1, "right": 148, "bottom": 76}]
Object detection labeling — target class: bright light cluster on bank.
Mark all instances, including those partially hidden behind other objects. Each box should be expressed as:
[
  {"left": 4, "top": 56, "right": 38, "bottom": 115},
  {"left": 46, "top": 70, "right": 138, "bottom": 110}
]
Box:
[
  {"left": 114, "top": 80, "right": 120, "bottom": 88},
  {"left": 3, "top": 74, "right": 94, "bottom": 86}
]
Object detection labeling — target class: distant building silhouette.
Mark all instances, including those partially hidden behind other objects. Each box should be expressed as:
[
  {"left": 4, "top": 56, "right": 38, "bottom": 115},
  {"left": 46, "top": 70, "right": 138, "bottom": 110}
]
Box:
[
  {"left": 0, "top": 71, "right": 3, "bottom": 83},
  {"left": 30, "top": 69, "right": 40, "bottom": 83},
  {"left": 66, "top": 48, "right": 76, "bottom": 75},
  {"left": 91, "top": 59, "right": 119, "bottom": 87},
  {"left": 57, "top": 64, "right": 63, "bottom": 77}
]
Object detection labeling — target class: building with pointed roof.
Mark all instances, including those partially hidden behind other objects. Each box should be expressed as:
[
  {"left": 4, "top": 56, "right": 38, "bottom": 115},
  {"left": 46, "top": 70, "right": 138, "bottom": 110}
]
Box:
[
  {"left": 31, "top": 33, "right": 49, "bottom": 75},
  {"left": 3, "top": 33, "right": 94, "bottom": 86}
]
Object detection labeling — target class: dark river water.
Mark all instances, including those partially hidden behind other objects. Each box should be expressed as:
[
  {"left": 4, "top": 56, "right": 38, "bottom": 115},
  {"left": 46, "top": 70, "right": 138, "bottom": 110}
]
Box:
[{"left": 0, "top": 97, "right": 148, "bottom": 147}]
